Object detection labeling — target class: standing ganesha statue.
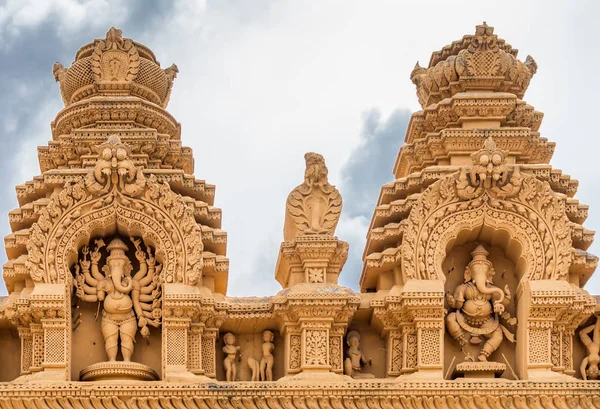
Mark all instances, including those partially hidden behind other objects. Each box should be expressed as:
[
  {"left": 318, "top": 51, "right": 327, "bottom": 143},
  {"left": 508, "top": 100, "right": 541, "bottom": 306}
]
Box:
[
  {"left": 446, "top": 245, "right": 516, "bottom": 362},
  {"left": 74, "top": 237, "right": 162, "bottom": 363}
]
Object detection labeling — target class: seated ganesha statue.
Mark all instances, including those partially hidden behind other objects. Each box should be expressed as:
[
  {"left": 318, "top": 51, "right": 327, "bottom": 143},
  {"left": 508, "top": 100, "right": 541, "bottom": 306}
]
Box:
[{"left": 446, "top": 245, "right": 516, "bottom": 362}]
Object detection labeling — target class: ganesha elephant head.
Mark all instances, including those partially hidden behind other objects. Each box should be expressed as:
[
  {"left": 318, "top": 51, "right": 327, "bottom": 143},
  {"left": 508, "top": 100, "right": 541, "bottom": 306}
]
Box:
[
  {"left": 104, "top": 238, "right": 133, "bottom": 294},
  {"left": 465, "top": 245, "right": 505, "bottom": 311}
]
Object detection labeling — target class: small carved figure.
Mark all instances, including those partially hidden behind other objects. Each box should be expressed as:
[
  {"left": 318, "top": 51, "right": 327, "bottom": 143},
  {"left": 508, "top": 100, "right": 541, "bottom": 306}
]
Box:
[
  {"left": 579, "top": 315, "right": 600, "bottom": 380},
  {"left": 223, "top": 332, "right": 241, "bottom": 381},
  {"left": 74, "top": 237, "right": 162, "bottom": 362},
  {"left": 260, "top": 330, "right": 275, "bottom": 381},
  {"left": 446, "top": 245, "right": 516, "bottom": 362},
  {"left": 344, "top": 331, "right": 373, "bottom": 378},
  {"left": 283, "top": 153, "right": 342, "bottom": 241}
]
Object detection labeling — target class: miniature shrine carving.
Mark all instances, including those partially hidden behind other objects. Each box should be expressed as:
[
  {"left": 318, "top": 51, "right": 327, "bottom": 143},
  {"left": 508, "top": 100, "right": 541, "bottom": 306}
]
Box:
[
  {"left": 579, "top": 315, "right": 600, "bottom": 380},
  {"left": 283, "top": 152, "right": 342, "bottom": 241},
  {"left": 344, "top": 331, "right": 373, "bottom": 379}
]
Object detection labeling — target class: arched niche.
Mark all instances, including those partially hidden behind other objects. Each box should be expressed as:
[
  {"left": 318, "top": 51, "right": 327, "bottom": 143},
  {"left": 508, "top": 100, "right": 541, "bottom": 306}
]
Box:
[
  {"left": 439, "top": 216, "right": 536, "bottom": 283},
  {"left": 26, "top": 178, "right": 204, "bottom": 287},
  {"left": 70, "top": 231, "right": 163, "bottom": 380},
  {"left": 442, "top": 241, "right": 519, "bottom": 378},
  {"left": 401, "top": 173, "right": 573, "bottom": 285}
]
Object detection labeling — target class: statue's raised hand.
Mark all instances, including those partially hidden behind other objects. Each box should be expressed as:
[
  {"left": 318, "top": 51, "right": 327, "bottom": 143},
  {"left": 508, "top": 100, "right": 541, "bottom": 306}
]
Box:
[
  {"left": 80, "top": 259, "right": 91, "bottom": 272},
  {"left": 135, "top": 249, "right": 146, "bottom": 262},
  {"left": 76, "top": 286, "right": 85, "bottom": 299},
  {"left": 90, "top": 249, "right": 102, "bottom": 264},
  {"left": 494, "top": 302, "right": 505, "bottom": 314}
]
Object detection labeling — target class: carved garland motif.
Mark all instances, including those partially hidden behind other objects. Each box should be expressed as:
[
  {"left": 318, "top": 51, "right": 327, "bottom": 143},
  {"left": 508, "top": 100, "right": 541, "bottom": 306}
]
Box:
[
  {"left": 26, "top": 136, "right": 204, "bottom": 286},
  {"left": 402, "top": 139, "right": 572, "bottom": 282}
]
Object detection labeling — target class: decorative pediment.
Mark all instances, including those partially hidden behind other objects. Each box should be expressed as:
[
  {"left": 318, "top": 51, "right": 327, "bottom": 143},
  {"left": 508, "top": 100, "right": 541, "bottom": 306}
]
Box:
[
  {"left": 25, "top": 137, "right": 204, "bottom": 286},
  {"left": 401, "top": 138, "right": 573, "bottom": 283}
]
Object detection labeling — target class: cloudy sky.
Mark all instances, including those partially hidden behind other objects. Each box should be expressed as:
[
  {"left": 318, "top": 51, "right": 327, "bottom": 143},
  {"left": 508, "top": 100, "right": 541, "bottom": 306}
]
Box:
[{"left": 0, "top": 0, "right": 598, "bottom": 297}]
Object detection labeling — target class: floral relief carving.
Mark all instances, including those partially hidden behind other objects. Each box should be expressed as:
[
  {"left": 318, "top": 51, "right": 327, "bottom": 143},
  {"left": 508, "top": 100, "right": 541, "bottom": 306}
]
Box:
[
  {"left": 289, "top": 335, "right": 301, "bottom": 370},
  {"left": 304, "top": 330, "right": 327, "bottom": 366}
]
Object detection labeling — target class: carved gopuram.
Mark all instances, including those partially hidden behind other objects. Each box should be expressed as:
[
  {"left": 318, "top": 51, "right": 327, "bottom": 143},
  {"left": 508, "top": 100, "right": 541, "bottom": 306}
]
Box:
[{"left": 1, "top": 22, "right": 600, "bottom": 409}]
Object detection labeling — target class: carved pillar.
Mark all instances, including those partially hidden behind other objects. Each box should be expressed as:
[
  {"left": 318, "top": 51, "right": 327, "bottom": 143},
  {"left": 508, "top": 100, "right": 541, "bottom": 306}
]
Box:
[
  {"left": 386, "top": 329, "right": 402, "bottom": 377},
  {"left": 162, "top": 284, "right": 222, "bottom": 381},
  {"left": 188, "top": 322, "right": 203, "bottom": 375},
  {"left": 371, "top": 280, "right": 444, "bottom": 380},
  {"left": 275, "top": 287, "right": 359, "bottom": 379},
  {"left": 41, "top": 310, "right": 68, "bottom": 377},
  {"left": 201, "top": 328, "right": 218, "bottom": 378},
  {"left": 329, "top": 324, "right": 345, "bottom": 374},
  {"left": 25, "top": 283, "right": 70, "bottom": 380},
  {"left": 18, "top": 327, "right": 33, "bottom": 375},
  {"left": 30, "top": 323, "right": 44, "bottom": 373},
  {"left": 516, "top": 280, "right": 595, "bottom": 380},
  {"left": 163, "top": 307, "right": 192, "bottom": 376}
]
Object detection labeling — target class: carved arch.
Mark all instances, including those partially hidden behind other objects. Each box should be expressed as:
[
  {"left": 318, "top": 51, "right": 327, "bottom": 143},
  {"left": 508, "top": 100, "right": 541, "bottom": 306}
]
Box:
[
  {"left": 401, "top": 172, "right": 572, "bottom": 283},
  {"left": 26, "top": 177, "right": 203, "bottom": 286}
]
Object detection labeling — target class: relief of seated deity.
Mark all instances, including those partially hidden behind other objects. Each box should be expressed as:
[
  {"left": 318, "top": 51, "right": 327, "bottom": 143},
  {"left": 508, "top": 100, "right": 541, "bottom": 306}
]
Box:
[{"left": 446, "top": 245, "right": 516, "bottom": 364}]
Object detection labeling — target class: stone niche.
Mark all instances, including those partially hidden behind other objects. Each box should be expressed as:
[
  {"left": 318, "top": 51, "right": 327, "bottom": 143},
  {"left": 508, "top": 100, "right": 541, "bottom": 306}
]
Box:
[
  {"left": 443, "top": 240, "right": 519, "bottom": 379},
  {"left": 0, "top": 328, "right": 20, "bottom": 382},
  {"left": 70, "top": 233, "right": 163, "bottom": 380},
  {"left": 214, "top": 331, "right": 284, "bottom": 382},
  {"left": 346, "top": 311, "right": 386, "bottom": 378}
]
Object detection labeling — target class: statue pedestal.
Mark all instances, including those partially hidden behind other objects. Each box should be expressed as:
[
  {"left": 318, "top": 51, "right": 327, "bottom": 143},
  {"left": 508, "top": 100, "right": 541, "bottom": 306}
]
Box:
[
  {"left": 454, "top": 362, "right": 506, "bottom": 379},
  {"left": 275, "top": 235, "right": 348, "bottom": 287},
  {"left": 80, "top": 361, "right": 159, "bottom": 381}
]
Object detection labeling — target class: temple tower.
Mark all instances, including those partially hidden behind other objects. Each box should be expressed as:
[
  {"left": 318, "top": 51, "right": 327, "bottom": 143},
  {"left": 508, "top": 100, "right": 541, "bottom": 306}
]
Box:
[
  {"left": 2, "top": 28, "right": 229, "bottom": 382},
  {"left": 363, "top": 23, "right": 597, "bottom": 380}
]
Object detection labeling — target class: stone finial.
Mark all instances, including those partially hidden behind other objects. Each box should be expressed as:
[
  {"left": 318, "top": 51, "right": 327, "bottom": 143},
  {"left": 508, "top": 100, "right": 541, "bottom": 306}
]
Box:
[{"left": 283, "top": 152, "right": 342, "bottom": 242}]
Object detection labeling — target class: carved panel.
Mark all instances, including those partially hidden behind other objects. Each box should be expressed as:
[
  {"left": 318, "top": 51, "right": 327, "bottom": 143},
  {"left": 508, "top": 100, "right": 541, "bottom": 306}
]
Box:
[
  {"left": 420, "top": 329, "right": 441, "bottom": 366},
  {"left": 44, "top": 325, "right": 66, "bottom": 364},
  {"left": 31, "top": 324, "right": 44, "bottom": 372},
  {"left": 303, "top": 329, "right": 328, "bottom": 367},
  {"left": 188, "top": 325, "right": 202, "bottom": 374},
  {"left": 19, "top": 328, "right": 32, "bottom": 375},
  {"left": 328, "top": 335, "right": 342, "bottom": 372},
  {"left": 405, "top": 332, "right": 417, "bottom": 370},
  {"left": 289, "top": 334, "right": 301, "bottom": 372},
  {"left": 529, "top": 328, "right": 550, "bottom": 364},
  {"left": 389, "top": 331, "right": 402, "bottom": 375},
  {"left": 201, "top": 332, "right": 216, "bottom": 378},
  {"left": 165, "top": 325, "right": 187, "bottom": 367}
]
